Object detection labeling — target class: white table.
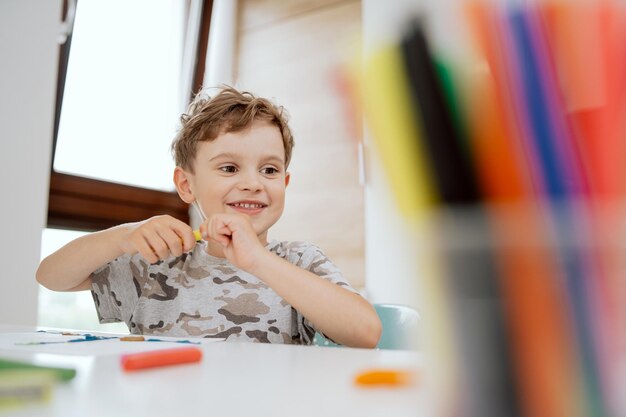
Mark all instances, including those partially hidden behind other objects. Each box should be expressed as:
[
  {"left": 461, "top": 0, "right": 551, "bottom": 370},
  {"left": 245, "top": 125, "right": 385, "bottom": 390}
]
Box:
[{"left": 0, "top": 325, "right": 424, "bottom": 417}]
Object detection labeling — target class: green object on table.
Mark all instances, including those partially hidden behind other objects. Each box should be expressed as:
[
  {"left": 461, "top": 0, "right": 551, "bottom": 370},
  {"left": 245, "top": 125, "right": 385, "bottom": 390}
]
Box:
[
  {"left": 0, "top": 358, "right": 76, "bottom": 382},
  {"left": 0, "top": 369, "right": 55, "bottom": 409}
]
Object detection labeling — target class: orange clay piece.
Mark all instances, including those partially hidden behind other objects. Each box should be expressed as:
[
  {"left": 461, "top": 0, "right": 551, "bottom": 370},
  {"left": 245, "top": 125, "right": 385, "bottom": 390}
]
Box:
[
  {"left": 354, "top": 369, "right": 417, "bottom": 387},
  {"left": 121, "top": 347, "right": 202, "bottom": 372},
  {"left": 120, "top": 336, "right": 145, "bottom": 342}
]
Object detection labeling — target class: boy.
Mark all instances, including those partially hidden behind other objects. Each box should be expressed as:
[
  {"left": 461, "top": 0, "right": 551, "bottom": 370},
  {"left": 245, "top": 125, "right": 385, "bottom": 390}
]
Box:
[{"left": 37, "top": 86, "right": 381, "bottom": 348}]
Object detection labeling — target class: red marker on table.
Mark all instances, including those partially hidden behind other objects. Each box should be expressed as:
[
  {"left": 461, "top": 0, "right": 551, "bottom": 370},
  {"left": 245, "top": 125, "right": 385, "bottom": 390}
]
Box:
[{"left": 121, "top": 347, "right": 202, "bottom": 372}]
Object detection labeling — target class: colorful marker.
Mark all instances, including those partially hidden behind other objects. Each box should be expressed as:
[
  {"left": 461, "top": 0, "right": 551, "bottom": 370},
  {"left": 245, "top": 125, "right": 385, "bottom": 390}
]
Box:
[{"left": 121, "top": 347, "right": 202, "bottom": 372}]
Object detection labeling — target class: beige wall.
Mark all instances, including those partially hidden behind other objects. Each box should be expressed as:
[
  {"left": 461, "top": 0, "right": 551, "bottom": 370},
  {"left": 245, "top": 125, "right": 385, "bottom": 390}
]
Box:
[{"left": 236, "top": 0, "right": 364, "bottom": 289}]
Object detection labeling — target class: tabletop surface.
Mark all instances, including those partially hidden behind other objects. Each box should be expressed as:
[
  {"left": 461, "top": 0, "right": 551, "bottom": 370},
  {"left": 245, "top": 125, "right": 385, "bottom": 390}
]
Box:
[{"left": 0, "top": 324, "right": 425, "bottom": 417}]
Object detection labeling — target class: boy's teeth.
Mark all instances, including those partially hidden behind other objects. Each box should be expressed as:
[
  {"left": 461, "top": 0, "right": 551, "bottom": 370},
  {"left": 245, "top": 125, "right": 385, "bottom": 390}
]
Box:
[{"left": 233, "top": 203, "right": 262, "bottom": 209}]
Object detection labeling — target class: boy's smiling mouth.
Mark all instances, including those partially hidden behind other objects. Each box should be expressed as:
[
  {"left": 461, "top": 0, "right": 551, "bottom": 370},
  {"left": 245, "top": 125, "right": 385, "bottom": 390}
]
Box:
[{"left": 227, "top": 200, "right": 268, "bottom": 214}]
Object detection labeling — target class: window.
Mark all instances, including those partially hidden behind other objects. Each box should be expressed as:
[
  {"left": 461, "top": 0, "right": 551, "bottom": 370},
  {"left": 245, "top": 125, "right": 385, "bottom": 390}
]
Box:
[
  {"left": 48, "top": 0, "right": 213, "bottom": 232},
  {"left": 40, "top": 0, "right": 213, "bottom": 330},
  {"left": 54, "top": 0, "right": 185, "bottom": 191},
  {"left": 39, "top": 228, "right": 128, "bottom": 332}
]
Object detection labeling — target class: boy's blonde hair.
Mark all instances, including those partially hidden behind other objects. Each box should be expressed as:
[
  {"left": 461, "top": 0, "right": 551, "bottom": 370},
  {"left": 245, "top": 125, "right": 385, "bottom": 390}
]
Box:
[{"left": 172, "top": 86, "right": 295, "bottom": 173}]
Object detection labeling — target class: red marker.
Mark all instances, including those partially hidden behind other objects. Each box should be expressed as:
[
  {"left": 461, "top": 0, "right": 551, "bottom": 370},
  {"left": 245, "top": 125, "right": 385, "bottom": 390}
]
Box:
[{"left": 121, "top": 347, "right": 202, "bottom": 372}]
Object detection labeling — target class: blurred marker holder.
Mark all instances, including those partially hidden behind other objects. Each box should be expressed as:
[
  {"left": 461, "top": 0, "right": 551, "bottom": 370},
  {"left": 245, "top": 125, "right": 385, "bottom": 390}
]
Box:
[{"left": 412, "top": 200, "right": 626, "bottom": 417}]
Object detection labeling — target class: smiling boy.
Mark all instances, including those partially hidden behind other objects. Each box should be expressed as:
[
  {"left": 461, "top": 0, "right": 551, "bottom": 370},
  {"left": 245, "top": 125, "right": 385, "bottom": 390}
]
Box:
[{"left": 37, "top": 86, "right": 381, "bottom": 348}]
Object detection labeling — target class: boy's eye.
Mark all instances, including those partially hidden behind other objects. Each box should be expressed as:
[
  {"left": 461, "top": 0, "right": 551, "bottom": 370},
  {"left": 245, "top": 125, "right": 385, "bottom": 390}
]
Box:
[
  {"left": 219, "top": 165, "right": 237, "bottom": 173},
  {"left": 261, "top": 167, "right": 279, "bottom": 175}
]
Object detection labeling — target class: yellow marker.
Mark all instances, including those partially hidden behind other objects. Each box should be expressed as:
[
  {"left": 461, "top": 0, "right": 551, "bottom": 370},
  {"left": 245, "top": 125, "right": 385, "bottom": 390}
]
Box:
[{"left": 179, "top": 230, "right": 202, "bottom": 248}]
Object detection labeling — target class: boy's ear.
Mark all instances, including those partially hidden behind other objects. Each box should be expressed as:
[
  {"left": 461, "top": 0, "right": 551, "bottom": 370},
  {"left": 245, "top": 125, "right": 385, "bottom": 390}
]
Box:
[
  {"left": 285, "top": 172, "right": 290, "bottom": 187},
  {"left": 173, "top": 166, "right": 195, "bottom": 204}
]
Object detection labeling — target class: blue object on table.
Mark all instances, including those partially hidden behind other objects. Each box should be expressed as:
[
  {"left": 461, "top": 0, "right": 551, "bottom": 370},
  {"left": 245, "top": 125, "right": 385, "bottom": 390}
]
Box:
[{"left": 313, "top": 303, "right": 420, "bottom": 350}]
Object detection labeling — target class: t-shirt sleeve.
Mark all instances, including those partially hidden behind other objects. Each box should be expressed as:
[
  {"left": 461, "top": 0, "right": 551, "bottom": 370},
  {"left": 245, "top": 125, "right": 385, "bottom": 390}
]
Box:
[
  {"left": 292, "top": 243, "right": 360, "bottom": 344},
  {"left": 90, "top": 254, "right": 143, "bottom": 326}
]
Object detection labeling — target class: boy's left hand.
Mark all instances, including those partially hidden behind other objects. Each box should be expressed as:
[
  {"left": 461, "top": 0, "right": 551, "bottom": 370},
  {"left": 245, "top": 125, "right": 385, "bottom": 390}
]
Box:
[{"left": 199, "top": 213, "right": 267, "bottom": 272}]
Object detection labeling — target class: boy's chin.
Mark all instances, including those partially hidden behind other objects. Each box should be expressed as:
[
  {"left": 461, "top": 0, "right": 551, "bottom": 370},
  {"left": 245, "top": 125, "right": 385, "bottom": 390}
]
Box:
[{"left": 252, "top": 225, "right": 272, "bottom": 241}]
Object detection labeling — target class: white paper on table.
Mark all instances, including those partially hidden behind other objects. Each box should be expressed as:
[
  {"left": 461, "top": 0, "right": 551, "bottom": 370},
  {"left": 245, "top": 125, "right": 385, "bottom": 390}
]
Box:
[{"left": 0, "top": 331, "right": 223, "bottom": 356}]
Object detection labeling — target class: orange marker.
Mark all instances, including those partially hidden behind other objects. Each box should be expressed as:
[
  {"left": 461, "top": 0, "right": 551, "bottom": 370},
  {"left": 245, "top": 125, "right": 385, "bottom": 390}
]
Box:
[
  {"left": 121, "top": 347, "right": 202, "bottom": 372},
  {"left": 354, "top": 369, "right": 417, "bottom": 387}
]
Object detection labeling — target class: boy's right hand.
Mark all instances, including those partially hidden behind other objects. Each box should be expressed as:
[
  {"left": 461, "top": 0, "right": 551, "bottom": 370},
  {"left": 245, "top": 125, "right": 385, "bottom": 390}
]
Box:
[{"left": 117, "top": 215, "right": 196, "bottom": 264}]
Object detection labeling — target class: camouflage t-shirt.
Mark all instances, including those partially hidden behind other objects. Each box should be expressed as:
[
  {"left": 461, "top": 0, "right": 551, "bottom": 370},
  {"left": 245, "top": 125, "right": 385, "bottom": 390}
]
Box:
[{"left": 90, "top": 240, "right": 358, "bottom": 344}]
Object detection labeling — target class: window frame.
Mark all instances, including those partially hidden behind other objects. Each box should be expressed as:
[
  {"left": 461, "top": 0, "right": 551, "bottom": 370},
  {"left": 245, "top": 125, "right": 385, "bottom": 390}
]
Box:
[{"left": 48, "top": 0, "right": 214, "bottom": 232}]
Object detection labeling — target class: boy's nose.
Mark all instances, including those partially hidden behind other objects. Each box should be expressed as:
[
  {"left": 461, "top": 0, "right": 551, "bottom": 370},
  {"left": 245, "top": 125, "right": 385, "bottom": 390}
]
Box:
[{"left": 237, "top": 172, "right": 263, "bottom": 191}]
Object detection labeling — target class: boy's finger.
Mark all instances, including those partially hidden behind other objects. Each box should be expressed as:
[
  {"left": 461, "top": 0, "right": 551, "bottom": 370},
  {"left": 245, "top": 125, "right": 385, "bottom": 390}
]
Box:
[
  {"left": 136, "top": 238, "right": 159, "bottom": 264},
  {"left": 157, "top": 228, "right": 185, "bottom": 257},
  {"left": 152, "top": 241, "right": 170, "bottom": 260},
  {"left": 199, "top": 221, "right": 211, "bottom": 241},
  {"left": 169, "top": 221, "right": 198, "bottom": 251},
  {"left": 144, "top": 230, "right": 170, "bottom": 260},
  {"left": 180, "top": 228, "right": 198, "bottom": 251},
  {"left": 210, "top": 230, "right": 231, "bottom": 248},
  {"left": 200, "top": 221, "right": 227, "bottom": 248},
  {"left": 177, "top": 231, "right": 198, "bottom": 253}
]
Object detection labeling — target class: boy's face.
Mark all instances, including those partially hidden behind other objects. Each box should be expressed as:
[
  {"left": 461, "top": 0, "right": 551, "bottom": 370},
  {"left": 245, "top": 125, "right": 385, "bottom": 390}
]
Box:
[{"left": 182, "top": 119, "right": 289, "bottom": 245}]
